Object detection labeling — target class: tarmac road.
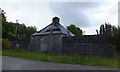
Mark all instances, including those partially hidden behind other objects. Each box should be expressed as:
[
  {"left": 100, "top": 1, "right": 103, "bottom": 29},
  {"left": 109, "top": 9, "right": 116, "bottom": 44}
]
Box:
[{"left": 2, "top": 56, "right": 119, "bottom": 70}]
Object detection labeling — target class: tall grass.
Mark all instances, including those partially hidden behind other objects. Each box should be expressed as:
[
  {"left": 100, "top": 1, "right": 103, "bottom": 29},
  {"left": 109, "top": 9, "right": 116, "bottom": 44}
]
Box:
[{"left": 2, "top": 49, "right": 118, "bottom": 68}]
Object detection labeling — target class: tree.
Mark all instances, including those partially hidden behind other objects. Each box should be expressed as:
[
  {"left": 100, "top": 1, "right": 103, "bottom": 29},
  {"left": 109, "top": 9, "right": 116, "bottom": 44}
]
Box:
[
  {"left": 66, "top": 24, "right": 83, "bottom": 36},
  {"left": 17, "top": 23, "right": 27, "bottom": 39},
  {"left": 1, "top": 9, "right": 16, "bottom": 38},
  {"left": 26, "top": 26, "right": 37, "bottom": 39},
  {"left": 14, "top": 23, "right": 37, "bottom": 39},
  {"left": 1, "top": 9, "right": 37, "bottom": 40},
  {"left": 1, "top": 9, "right": 9, "bottom": 38},
  {"left": 99, "top": 22, "right": 120, "bottom": 53},
  {"left": 0, "top": 9, "right": 6, "bottom": 23}
]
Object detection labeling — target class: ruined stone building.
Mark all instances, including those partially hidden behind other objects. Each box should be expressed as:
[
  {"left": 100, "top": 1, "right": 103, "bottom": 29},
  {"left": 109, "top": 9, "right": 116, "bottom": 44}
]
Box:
[
  {"left": 30, "top": 17, "right": 74, "bottom": 54},
  {"left": 12, "top": 17, "right": 116, "bottom": 57}
]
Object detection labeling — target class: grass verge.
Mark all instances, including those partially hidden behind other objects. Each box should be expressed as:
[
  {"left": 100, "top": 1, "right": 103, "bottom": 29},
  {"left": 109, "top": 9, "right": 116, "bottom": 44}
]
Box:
[{"left": 2, "top": 49, "right": 118, "bottom": 68}]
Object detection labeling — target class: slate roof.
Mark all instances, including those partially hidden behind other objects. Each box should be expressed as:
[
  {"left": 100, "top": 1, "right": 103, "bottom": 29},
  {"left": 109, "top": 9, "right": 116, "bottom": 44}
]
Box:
[{"left": 32, "top": 23, "right": 75, "bottom": 36}]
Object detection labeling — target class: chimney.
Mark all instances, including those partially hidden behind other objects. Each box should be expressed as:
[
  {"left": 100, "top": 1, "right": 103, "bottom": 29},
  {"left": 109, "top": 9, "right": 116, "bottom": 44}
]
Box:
[{"left": 52, "top": 17, "right": 60, "bottom": 24}]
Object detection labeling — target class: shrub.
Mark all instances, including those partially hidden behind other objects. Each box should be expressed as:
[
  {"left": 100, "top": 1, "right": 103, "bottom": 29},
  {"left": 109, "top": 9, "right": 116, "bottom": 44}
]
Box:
[{"left": 2, "top": 39, "right": 11, "bottom": 49}]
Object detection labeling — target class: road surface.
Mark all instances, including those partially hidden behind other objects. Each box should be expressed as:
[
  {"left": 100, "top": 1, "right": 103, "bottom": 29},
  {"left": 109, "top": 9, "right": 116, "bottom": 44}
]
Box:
[{"left": 2, "top": 56, "right": 119, "bottom": 70}]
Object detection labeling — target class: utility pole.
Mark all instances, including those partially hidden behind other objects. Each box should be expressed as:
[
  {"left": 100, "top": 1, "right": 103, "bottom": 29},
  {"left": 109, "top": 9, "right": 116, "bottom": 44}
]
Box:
[
  {"left": 16, "top": 20, "right": 19, "bottom": 38},
  {"left": 15, "top": 20, "right": 20, "bottom": 49}
]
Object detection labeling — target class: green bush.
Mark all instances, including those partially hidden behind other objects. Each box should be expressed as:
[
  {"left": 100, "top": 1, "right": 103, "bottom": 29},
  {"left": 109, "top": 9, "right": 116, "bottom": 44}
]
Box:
[{"left": 2, "top": 39, "right": 11, "bottom": 49}]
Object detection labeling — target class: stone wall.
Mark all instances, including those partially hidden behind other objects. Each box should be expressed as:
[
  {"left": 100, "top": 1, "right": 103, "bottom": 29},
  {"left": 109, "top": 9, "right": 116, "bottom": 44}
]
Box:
[
  {"left": 10, "top": 40, "right": 29, "bottom": 49},
  {"left": 30, "top": 33, "right": 64, "bottom": 54},
  {"left": 11, "top": 35, "right": 117, "bottom": 57},
  {"left": 62, "top": 35, "right": 116, "bottom": 57}
]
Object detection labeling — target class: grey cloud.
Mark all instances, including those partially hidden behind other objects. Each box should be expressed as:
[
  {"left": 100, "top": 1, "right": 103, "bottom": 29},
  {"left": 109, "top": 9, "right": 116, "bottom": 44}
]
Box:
[
  {"left": 109, "top": 6, "right": 118, "bottom": 15},
  {"left": 49, "top": 2, "right": 102, "bottom": 28}
]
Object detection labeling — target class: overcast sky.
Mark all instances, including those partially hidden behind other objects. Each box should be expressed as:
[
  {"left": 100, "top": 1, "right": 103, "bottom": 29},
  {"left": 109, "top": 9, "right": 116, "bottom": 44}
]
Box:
[{"left": 0, "top": 0, "right": 119, "bottom": 35}]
